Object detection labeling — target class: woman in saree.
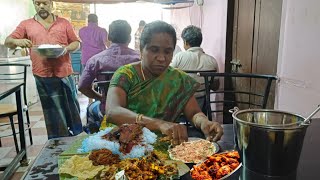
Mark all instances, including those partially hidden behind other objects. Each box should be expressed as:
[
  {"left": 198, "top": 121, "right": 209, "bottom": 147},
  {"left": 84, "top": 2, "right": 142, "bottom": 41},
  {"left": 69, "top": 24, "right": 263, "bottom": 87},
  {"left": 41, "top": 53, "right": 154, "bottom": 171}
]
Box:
[{"left": 104, "top": 21, "right": 223, "bottom": 145}]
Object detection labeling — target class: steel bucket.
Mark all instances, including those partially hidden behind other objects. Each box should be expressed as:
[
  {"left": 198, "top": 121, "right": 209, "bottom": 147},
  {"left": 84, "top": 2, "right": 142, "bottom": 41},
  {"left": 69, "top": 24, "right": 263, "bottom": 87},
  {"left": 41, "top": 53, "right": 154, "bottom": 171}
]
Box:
[{"left": 231, "top": 108, "right": 310, "bottom": 176}]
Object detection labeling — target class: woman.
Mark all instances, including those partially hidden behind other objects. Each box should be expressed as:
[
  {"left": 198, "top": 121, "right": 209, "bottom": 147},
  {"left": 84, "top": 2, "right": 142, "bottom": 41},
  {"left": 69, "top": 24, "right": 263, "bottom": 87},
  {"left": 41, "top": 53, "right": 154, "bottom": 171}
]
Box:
[{"left": 104, "top": 21, "right": 223, "bottom": 145}]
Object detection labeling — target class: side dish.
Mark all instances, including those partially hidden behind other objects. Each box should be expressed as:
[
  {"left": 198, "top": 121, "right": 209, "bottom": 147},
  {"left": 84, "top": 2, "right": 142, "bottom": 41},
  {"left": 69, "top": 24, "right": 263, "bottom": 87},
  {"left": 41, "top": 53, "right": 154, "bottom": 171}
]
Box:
[
  {"left": 190, "top": 151, "right": 241, "bottom": 180},
  {"left": 168, "top": 139, "right": 217, "bottom": 163}
]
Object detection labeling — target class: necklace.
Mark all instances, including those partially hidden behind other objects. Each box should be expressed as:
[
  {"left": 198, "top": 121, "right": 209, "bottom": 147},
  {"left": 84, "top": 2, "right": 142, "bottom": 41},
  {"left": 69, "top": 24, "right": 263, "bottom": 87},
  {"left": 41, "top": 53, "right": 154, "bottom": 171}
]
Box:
[{"left": 140, "top": 62, "right": 146, "bottom": 81}]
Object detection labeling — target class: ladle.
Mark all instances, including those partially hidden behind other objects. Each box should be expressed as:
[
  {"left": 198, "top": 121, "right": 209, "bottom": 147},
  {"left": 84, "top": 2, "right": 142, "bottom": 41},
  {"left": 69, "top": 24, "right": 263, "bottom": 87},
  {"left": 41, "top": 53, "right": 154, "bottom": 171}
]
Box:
[{"left": 303, "top": 105, "right": 320, "bottom": 124}]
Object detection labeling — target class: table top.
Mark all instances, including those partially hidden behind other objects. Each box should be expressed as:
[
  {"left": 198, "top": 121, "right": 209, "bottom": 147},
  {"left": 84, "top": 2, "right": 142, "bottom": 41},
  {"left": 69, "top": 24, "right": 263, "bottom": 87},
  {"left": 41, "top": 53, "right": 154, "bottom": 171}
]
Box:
[
  {"left": 24, "top": 120, "right": 320, "bottom": 180},
  {"left": 0, "top": 56, "right": 30, "bottom": 62},
  {"left": 0, "top": 83, "right": 24, "bottom": 101}
]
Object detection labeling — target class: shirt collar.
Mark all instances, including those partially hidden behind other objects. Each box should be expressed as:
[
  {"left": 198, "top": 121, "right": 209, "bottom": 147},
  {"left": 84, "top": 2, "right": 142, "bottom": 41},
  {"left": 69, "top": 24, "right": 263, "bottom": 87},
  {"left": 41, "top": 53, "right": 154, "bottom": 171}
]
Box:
[
  {"left": 110, "top": 43, "right": 129, "bottom": 48},
  {"left": 187, "top": 47, "right": 203, "bottom": 52},
  {"left": 88, "top": 22, "right": 98, "bottom": 27}
]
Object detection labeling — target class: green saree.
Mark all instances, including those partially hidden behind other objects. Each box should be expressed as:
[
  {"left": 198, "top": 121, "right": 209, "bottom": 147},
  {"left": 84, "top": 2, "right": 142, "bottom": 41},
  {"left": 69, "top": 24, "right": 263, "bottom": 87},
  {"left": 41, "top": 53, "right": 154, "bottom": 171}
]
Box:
[{"left": 108, "top": 64, "right": 199, "bottom": 122}]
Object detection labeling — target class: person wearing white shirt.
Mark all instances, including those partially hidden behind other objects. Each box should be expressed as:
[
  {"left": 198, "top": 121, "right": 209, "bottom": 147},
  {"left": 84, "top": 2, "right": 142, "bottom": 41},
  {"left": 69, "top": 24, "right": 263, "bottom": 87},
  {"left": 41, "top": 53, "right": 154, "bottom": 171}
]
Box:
[{"left": 170, "top": 25, "right": 219, "bottom": 109}]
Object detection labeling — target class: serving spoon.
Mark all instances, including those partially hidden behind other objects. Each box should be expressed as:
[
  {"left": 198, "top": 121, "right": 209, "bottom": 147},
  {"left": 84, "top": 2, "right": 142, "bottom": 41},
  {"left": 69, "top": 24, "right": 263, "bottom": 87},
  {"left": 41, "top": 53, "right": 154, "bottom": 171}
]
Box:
[{"left": 303, "top": 105, "right": 320, "bottom": 125}]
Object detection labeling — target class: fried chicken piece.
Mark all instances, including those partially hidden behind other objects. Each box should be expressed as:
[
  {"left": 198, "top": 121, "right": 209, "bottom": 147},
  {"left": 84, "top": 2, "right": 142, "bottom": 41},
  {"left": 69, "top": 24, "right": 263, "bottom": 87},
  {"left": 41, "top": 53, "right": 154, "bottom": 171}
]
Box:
[
  {"left": 225, "top": 151, "right": 240, "bottom": 159},
  {"left": 216, "top": 165, "right": 232, "bottom": 179}
]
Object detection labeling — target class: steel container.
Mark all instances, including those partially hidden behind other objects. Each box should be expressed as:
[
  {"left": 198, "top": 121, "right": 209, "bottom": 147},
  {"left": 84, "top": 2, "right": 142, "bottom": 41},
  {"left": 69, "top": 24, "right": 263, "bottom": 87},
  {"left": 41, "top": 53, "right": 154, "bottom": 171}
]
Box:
[{"left": 231, "top": 108, "right": 310, "bottom": 176}]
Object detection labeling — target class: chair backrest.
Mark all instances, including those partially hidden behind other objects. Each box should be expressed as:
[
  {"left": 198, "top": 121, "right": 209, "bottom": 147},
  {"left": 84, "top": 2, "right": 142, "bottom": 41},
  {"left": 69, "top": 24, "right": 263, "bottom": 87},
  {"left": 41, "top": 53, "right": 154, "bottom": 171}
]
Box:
[
  {"left": 183, "top": 70, "right": 217, "bottom": 114},
  {"left": 0, "top": 63, "right": 30, "bottom": 106},
  {"left": 94, "top": 71, "right": 115, "bottom": 97},
  {"left": 198, "top": 72, "right": 277, "bottom": 123}
]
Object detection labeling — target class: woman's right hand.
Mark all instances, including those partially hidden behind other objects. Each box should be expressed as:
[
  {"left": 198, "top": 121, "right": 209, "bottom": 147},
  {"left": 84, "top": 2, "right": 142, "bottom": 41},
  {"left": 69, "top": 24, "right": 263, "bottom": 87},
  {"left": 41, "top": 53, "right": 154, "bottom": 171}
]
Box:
[{"left": 159, "top": 121, "right": 188, "bottom": 146}]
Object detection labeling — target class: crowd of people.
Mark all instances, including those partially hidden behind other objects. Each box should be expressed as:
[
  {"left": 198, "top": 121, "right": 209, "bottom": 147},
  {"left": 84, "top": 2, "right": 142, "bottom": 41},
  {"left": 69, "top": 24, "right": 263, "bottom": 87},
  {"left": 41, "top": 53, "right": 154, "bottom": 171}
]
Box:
[{"left": 4, "top": 0, "right": 222, "bottom": 144}]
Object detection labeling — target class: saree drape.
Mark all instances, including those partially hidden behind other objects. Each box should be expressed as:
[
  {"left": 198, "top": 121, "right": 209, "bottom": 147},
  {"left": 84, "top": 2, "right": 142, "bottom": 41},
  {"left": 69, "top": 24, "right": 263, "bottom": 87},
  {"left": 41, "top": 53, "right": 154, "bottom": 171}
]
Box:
[{"left": 107, "top": 64, "right": 199, "bottom": 122}]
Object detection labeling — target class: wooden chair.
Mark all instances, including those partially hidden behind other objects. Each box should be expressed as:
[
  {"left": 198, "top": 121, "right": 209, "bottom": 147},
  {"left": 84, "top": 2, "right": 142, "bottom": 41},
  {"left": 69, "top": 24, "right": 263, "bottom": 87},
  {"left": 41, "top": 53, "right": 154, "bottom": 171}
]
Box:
[
  {"left": 0, "top": 63, "right": 33, "bottom": 152},
  {"left": 198, "top": 72, "right": 277, "bottom": 124}
]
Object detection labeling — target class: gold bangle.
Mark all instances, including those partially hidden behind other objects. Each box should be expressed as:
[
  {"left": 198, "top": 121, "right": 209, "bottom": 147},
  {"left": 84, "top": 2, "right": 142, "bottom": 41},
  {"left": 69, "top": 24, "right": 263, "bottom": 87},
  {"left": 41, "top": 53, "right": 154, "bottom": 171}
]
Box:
[{"left": 136, "top": 114, "right": 144, "bottom": 124}]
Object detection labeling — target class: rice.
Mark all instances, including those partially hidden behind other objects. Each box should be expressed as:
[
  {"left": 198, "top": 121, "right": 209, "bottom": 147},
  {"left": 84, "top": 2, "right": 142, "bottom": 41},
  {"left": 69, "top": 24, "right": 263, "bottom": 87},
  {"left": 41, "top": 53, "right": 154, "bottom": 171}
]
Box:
[
  {"left": 78, "top": 127, "right": 157, "bottom": 159},
  {"left": 38, "top": 44, "right": 62, "bottom": 48}
]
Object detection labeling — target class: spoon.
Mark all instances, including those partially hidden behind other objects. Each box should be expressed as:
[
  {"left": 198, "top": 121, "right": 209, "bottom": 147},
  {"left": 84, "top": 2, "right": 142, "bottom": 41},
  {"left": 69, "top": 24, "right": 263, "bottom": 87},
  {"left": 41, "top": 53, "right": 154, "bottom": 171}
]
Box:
[{"left": 303, "top": 105, "right": 320, "bottom": 124}]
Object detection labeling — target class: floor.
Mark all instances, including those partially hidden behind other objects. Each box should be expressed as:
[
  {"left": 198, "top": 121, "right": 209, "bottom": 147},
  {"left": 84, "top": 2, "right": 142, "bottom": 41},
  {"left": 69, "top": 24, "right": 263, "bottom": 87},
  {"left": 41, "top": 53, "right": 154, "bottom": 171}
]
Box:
[{"left": 0, "top": 94, "right": 89, "bottom": 180}]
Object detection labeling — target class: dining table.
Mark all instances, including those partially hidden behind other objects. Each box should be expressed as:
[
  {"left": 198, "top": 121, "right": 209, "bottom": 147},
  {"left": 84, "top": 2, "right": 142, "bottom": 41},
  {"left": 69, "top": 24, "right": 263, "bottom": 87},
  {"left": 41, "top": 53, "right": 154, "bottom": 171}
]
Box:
[
  {"left": 0, "top": 83, "right": 28, "bottom": 180},
  {"left": 24, "top": 118, "right": 320, "bottom": 180}
]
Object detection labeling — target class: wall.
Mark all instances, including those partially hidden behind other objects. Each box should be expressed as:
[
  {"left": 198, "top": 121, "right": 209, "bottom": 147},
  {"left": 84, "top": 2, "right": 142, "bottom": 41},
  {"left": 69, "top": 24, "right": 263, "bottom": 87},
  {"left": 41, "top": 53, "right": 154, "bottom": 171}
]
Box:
[
  {"left": 169, "top": 0, "right": 228, "bottom": 72},
  {"left": 0, "top": 0, "right": 35, "bottom": 44},
  {"left": 168, "top": 0, "right": 227, "bottom": 122},
  {"left": 93, "top": 2, "right": 166, "bottom": 49},
  {"left": 276, "top": 0, "right": 320, "bottom": 117}
]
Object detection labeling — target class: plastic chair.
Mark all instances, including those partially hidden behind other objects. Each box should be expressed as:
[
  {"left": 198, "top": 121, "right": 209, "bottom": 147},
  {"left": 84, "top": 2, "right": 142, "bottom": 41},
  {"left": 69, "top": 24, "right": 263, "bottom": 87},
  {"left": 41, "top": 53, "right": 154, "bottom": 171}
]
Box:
[
  {"left": 0, "top": 63, "right": 33, "bottom": 152},
  {"left": 198, "top": 72, "right": 277, "bottom": 124},
  {"left": 71, "top": 50, "right": 82, "bottom": 85}
]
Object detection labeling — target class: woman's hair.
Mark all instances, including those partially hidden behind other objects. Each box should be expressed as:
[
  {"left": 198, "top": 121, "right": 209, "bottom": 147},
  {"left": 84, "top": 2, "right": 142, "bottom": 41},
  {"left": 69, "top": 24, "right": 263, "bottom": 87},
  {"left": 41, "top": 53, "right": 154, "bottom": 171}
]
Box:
[
  {"left": 140, "top": 21, "right": 177, "bottom": 52},
  {"left": 108, "top": 20, "right": 132, "bottom": 44},
  {"left": 181, "top": 25, "right": 202, "bottom": 47}
]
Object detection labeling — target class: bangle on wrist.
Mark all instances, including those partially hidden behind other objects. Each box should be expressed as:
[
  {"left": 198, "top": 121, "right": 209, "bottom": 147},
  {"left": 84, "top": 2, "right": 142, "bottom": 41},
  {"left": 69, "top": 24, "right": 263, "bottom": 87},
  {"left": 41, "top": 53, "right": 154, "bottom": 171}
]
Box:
[{"left": 135, "top": 114, "right": 144, "bottom": 124}]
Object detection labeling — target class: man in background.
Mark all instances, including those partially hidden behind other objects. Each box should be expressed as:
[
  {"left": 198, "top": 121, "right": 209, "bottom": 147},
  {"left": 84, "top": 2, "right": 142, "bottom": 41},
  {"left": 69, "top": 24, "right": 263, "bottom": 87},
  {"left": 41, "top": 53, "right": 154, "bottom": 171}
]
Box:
[
  {"left": 5, "top": 0, "right": 82, "bottom": 139},
  {"left": 79, "top": 20, "right": 140, "bottom": 133},
  {"left": 170, "top": 25, "right": 219, "bottom": 109},
  {"left": 79, "top": 14, "right": 109, "bottom": 68},
  {"left": 134, "top": 20, "right": 146, "bottom": 53}
]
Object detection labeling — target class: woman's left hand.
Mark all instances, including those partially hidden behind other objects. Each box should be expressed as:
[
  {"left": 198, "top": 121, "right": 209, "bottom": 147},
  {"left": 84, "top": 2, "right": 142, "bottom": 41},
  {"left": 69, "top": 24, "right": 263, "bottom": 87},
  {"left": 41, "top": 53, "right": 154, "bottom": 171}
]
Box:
[{"left": 200, "top": 120, "right": 223, "bottom": 142}]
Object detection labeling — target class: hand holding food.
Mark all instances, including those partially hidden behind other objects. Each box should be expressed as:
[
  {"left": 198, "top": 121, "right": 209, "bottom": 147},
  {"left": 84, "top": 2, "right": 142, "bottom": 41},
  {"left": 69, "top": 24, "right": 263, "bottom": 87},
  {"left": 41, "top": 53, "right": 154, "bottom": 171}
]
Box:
[
  {"left": 192, "top": 112, "right": 223, "bottom": 142},
  {"left": 200, "top": 120, "right": 224, "bottom": 142},
  {"left": 159, "top": 121, "right": 188, "bottom": 146}
]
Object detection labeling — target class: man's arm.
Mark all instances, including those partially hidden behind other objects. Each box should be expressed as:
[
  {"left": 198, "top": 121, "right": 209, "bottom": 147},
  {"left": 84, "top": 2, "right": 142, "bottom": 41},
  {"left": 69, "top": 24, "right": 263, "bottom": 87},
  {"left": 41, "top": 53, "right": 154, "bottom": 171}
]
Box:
[
  {"left": 78, "top": 85, "right": 103, "bottom": 101},
  {"left": 65, "top": 20, "right": 80, "bottom": 53},
  {"left": 78, "top": 63, "right": 102, "bottom": 100},
  {"left": 65, "top": 41, "right": 80, "bottom": 53},
  {"left": 4, "top": 37, "right": 32, "bottom": 49},
  {"left": 170, "top": 53, "right": 180, "bottom": 68}
]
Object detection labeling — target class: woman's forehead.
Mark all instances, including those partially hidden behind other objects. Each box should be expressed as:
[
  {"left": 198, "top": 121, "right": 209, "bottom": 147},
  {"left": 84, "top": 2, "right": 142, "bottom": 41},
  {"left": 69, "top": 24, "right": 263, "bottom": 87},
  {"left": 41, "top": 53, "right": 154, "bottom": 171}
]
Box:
[{"left": 148, "top": 33, "right": 175, "bottom": 47}]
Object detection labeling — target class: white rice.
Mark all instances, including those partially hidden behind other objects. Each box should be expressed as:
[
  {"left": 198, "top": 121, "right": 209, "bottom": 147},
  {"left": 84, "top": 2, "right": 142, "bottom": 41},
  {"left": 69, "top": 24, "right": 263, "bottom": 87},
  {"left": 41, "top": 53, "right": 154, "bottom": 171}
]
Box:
[
  {"left": 78, "top": 127, "right": 157, "bottom": 159},
  {"left": 38, "top": 44, "right": 62, "bottom": 48}
]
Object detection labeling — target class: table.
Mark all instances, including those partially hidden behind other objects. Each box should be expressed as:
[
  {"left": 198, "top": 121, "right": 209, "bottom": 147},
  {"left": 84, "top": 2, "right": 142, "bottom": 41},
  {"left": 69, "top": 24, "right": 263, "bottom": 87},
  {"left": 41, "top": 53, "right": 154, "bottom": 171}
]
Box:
[
  {"left": 0, "top": 83, "right": 28, "bottom": 180},
  {"left": 24, "top": 120, "right": 320, "bottom": 180}
]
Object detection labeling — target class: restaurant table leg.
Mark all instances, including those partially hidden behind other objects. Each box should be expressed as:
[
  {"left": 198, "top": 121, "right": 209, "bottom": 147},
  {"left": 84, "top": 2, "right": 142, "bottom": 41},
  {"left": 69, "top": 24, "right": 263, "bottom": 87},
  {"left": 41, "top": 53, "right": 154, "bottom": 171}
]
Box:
[{"left": 16, "top": 89, "right": 28, "bottom": 166}]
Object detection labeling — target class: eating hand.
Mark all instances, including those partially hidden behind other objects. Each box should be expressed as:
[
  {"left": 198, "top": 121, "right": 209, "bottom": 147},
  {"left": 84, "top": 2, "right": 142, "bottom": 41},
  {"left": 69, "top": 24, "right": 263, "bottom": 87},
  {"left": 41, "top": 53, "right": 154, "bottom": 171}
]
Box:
[
  {"left": 14, "top": 39, "right": 32, "bottom": 48},
  {"left": 159, "top": 122, "right": 188, "bottom": 146},
  {"left": 200, "top": 120, "right": 223, "bottom": 142}
]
